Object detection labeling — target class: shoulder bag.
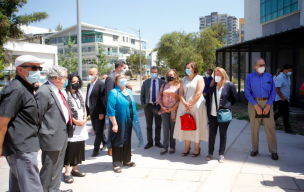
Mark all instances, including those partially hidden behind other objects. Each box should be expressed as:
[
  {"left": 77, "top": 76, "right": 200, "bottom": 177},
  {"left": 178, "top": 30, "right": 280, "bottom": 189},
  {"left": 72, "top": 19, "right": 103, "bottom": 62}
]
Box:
[{"left": 215, "top": 85, "right": 232, "bottom": 123}]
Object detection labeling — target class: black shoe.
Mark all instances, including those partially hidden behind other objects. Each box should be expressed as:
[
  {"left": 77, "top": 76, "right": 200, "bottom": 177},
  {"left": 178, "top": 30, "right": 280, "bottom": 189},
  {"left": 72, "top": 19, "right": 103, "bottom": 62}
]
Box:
[
  {"left": 250, "top": 150, "right": 259, "bottom": 157},
  {"left": 60, "top": 190, "right": 73, "bottom": 192},
  {"left": 160, "top": 149, "right": 167, "bottom": 155},
  {"left": 91, "top": 150, "right": 99, "bottom": 157},
  {"left": 101, "top": 145, "right": 107, "bottom": 151},
  {"left": 155, "top": 142, "right": 163, "bottom": 148},
  {"left": 144, "top": 143, "right": 153, "bottom": 149},
  {"left": 169, "top": 149, "right": 175, "bottom": 154},
  {"left": 271, "top": 153, "right": 279, "bottom": 160},
  {"left": 285, "top": 129, "right": 296, "bottom": 135}
]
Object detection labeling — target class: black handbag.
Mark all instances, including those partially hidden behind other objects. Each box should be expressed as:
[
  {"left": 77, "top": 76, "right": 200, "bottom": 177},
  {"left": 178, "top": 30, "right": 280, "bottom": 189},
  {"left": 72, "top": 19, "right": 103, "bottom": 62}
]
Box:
[{"left": 152, "top": 83, "right": 166, "bottom": 114}]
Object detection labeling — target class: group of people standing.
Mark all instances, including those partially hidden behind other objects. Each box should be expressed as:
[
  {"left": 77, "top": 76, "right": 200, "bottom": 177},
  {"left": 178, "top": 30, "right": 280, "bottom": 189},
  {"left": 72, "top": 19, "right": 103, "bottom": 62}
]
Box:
[
  {"left": 0, "top": 54, "right": 297, "bottom": 192},
  {"left": 140, "top": 62, "right": 237, "bottom": 163}
]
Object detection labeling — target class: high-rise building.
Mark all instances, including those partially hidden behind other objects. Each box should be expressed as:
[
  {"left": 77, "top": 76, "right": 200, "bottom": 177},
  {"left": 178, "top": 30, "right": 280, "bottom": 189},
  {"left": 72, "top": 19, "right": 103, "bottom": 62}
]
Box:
[
  {"left": 199, "top": 12, "right": 238, "bottom": 45},
  {"left": 239, "top": 18, "right": 245, "bottom": 43}
]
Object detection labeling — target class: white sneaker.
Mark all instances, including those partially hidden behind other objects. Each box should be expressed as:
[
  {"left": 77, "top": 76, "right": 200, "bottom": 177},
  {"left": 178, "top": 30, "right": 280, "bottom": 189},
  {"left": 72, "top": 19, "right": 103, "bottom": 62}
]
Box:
[{"left": 219, "top": 155, "right": 224, "bottom": 163}]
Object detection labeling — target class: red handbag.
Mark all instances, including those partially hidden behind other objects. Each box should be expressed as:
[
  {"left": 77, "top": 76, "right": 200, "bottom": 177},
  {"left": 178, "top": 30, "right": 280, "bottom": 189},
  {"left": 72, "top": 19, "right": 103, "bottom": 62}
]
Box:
[{"left": 180, "top": 113, "right": 196, "bottom": 131}]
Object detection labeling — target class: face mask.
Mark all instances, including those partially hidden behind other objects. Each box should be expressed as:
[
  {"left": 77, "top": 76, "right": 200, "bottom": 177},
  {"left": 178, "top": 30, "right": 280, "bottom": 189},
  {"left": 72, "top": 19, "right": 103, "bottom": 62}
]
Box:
[
  {"left": 122, "top": 69, "right": 127, "bottom": 74},
  {"left": 205, "top": 73, "right": 210, "bottom": 78},
  {"left": 102, "top": 79, "right": 105, "bottom": 83},
  {"left": 215, "top": 76, "right": 222, "bottom": 83},
  {"left": 119, "top": 79, "right": 127, "bottom": 87},
  {"left": 71, "top": 83, "right": 80, "bottom": 90},
  {"left": 63, "top": 80, "right": 68, "bottom": 88},
  {"left": 257, "top": 67, "right": 265, "bottom": 74},
  {"left": 23, "top": 69, "right": 41, "bottom": 84},
  {"left": 286, "top": 72, "right": 292, "bottom": 76},
  {"left": 88, "top": 75, "right": 95, "bottom": 81},
  {"left": 167, "top": 76, "right": 174, "bottom": 82},
  {"left": 185, "top": 69, "right": 192, "bottom": 76},
  {"left": 151, "top": 73, "right": 158, "bottom": 79}
]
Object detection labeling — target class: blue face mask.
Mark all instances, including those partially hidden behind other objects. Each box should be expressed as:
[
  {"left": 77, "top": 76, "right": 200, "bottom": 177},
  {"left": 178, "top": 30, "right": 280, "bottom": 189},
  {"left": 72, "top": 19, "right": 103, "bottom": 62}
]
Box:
[
  {"left": 122, "top": 69, "right": 127, "bottom": 74},
  {"left": 24, "top": 70, "right": 41, "bottom": 84},
  {"left": 63, "top": 80, "right": 68, "bottom": 88},
  {"left": 151, "top": 73, "right": 158, "bottom": 79},
  {"left": 119, "top": 79, "right": 127, "bottom": 87},
  {"left": 185, "top": 69, "right": 192, "bottom": 76},
  {"left": 286, "top": 72, "right": 292, "bottom": 76}
]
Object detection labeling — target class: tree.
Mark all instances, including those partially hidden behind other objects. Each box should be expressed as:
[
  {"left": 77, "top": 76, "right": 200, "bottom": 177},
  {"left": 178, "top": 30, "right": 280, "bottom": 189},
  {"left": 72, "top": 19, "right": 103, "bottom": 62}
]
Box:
[
  {"left": 0, "top": 0, "right": 48, "bottom": 75},
  {"left": 58, "top": 33, "right": 78, "bottom": 73},
  {"left": 126, "top": 54, "right": 147, "bottom": 75},
  {"left": 91, "top": 45, "right": 111, "bottom": 75},
  {"left": 209, "top": 22, "right": 229, "bottom": 45},
  {"left": 55, "top": 23, "right": 63, "bottom": 31}
]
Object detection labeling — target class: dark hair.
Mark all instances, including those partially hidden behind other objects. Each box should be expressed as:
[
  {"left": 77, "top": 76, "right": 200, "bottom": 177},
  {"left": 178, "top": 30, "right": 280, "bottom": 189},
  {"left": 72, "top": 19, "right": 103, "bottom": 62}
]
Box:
[
  {"left": 67, "top": 73, "right": 83, "bottom": 91},
  {"left": 115, "top": 60, "right": 124, "bottom": 69},
  {"left": 207, "top": 69, "right": 213, "bottom": 74},
  {"left": 150, "top": 66, "right": 158, "bottom": 71},
  {"left": 283, "top": 64, "right": 293, "bottom": 70},
  {"left": 185, "top": 62, "right": 198, "bottom": 75}
]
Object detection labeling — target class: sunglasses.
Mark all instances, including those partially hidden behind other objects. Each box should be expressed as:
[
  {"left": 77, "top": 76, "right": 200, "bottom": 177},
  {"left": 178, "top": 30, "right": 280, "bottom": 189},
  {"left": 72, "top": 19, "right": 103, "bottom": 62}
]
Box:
[{"left": 22, "top": 66, "right": 43, "bottom": 71}]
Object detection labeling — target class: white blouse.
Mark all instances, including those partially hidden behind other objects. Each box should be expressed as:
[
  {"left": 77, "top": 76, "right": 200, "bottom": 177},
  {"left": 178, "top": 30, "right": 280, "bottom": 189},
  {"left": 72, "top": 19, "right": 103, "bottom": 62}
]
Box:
[
  {"left": 68, "top": 91, "right": 89, "bottom": 142},
  {"left": 211, "top": 86, "right": 223, "bottom": 117}
]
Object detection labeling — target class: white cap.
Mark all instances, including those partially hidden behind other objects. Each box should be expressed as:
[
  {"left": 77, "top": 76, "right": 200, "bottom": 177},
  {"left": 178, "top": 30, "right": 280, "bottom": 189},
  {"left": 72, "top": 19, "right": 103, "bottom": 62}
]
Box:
[{"left": 15, "top": 55, "right": 45, "bottom": 67}]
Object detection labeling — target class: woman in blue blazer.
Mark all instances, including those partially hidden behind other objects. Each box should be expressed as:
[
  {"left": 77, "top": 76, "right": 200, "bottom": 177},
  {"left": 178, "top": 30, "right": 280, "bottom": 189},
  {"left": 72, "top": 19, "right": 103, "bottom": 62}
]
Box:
[
  {"left": 206, "top": 67, "right": 237, "bottom": 163},
  {"left": 107, "top": 73, "right": 143, "bottom": 173}
]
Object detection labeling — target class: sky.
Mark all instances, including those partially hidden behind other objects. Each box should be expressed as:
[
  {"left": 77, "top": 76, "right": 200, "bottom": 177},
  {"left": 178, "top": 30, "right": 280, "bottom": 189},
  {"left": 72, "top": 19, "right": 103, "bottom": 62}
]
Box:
[{"left": 17, "top": 0, "right": 244, "bottom": 49}]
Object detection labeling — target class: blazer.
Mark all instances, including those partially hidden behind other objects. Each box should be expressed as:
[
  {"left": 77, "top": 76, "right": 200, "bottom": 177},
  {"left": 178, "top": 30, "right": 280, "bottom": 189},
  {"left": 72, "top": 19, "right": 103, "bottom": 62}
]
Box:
[
  {"left": 85, "top": 79, "right": 106, "bottom": 118},
  {"left": 208, "top": 82, "right": 237, "bottom": 118},
  {"left": 35, "top": 82, "right": 73, "bottom": 151},
  {"left": 140, "top": 78, "right": 165, "bottom": 109},
  {"left": 103, "top": 71, "right": 116, "bottom": 109}
]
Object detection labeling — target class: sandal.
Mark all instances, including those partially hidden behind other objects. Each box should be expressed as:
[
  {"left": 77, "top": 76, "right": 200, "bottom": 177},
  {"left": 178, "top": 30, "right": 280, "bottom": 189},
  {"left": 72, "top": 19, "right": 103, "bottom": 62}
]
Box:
[
  {"left": 182, "top": 148, "right": 191, "bottom": 157},
  {"left": 192, "top": 148, "right": 201, "bottom": 157},
  {"left": 71, "top": 170, "right": 86, "bottom": 177},
  {"left": 63, "top": 174, "right": 74, "bottom": 183},
  {"left": 113, "top": 166, "right": 122, "bottom": 173},
  {"left": 123, "top": 162, "right": 136, "bottom": 167}
]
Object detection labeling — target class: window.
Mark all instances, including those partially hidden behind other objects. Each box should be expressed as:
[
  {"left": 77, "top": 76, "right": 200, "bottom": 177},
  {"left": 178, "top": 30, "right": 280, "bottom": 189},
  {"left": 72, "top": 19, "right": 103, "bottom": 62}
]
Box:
[
  {"left": 126, "top": 37, "right": 128, "bottom": 43},
  {"left": 88, "top": 47, "right": 95, "bottom": 52},
  {"left": 113, "top": 35, "right": 118, "bottom": 42},
  {"left": 58, "top": 37, "right": 63, "bottom": 43},
  {"left": 260, "top": 0, "right": 298, "bottom": 23},
  {"left": 123, "top": 36, "right": 125, "bottom": 42},
  {"left": 50, "top": 38, "right": 57, "bottom": 44},
  {"left": 82, "top": 47, "right": 86, "bottom": 52},
  {"left": 58, "top": 48, "right": 63, "bottom": 54},
  {"left": 131, "top": 39, "right": 135, "bottom": 45}
]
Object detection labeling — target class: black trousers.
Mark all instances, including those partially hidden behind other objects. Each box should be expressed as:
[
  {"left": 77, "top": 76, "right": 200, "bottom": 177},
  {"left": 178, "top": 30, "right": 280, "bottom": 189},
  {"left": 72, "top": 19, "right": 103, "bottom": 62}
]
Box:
[
  {"left": 274, "top": 100, "right": 290, "bottom": 130},
  {"left": 111, "top": 123, "right": 132, "bottom": 165},
  {"left": 91, "top": 116, "right": 107, "bottom": 152},
  {"left": 208, "top": 115, "right": 230, "bottom": 155},
  {"left": 144, "top": 104, "right": 162, "bottom": 144}
]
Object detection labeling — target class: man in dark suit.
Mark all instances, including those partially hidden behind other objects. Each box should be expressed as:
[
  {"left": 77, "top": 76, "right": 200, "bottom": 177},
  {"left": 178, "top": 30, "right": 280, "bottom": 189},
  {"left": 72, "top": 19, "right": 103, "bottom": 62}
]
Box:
[
  {"left": 35, "top": 66, "right": 73, "bottom": 192},
  {"left": 140, "top": 66, "right": 165, "bottom": 149},
  {"left": 103, "top": 60, "right": 129, "bottom": 155},
  {"left": 86, "top": 68, "right": 107, "bottom": 157}
]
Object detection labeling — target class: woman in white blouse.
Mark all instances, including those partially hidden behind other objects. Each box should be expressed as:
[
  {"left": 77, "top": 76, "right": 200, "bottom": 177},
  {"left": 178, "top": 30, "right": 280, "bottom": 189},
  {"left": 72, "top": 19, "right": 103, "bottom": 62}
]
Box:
[
  {"left": 63, "top": 74, "right": 89, "bottom": 183},
  {"left": 206, "top": 67, "right": 237, "bottom": 163}
]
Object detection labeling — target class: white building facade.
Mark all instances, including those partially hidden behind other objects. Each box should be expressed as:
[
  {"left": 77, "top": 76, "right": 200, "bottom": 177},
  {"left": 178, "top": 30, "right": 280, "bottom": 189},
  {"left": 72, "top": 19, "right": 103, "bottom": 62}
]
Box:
[{"left": 199, "top": 12, "right": 238, "bottom": 45}]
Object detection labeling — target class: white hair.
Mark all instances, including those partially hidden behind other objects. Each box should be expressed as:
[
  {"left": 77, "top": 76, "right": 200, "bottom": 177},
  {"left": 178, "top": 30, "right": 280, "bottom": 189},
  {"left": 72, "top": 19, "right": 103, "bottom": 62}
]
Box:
[
  {"left": 47, "top": 65, "right": 67, "bottom": 80},
  {"left": 254, "top": 58, "right": 265, "bottom": 65}
]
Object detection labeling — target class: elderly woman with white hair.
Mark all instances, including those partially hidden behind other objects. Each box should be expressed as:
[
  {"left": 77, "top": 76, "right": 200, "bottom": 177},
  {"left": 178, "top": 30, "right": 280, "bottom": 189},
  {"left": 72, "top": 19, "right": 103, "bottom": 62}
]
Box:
[{"left": 35, "top": 65, "right": 73, "bottom": 192}]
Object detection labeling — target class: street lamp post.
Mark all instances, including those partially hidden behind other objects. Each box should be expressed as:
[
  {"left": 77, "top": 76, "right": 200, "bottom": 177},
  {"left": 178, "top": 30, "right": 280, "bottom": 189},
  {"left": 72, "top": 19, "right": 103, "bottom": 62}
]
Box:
[
  {"left": 77, "top": 0, "right": 82, "bottom": 78},
  {"left": 128, "top": 27, "right": 142, "bottom": 88}
]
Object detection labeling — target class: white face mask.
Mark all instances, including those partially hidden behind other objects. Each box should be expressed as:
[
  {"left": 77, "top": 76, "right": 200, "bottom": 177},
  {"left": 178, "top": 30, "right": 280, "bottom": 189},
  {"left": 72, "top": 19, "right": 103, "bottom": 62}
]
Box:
[
  {"left": 205, "top": 73, "right": 210, "bottom": 78},
  {"left": 215, "top": 75, "right": 222, "bottom": 83},
  {"left": 88, "top": 75, "right": 95, "bottom": 81},
  {"left": 257, "top": 67, "right": 265, "bottom": 74}
]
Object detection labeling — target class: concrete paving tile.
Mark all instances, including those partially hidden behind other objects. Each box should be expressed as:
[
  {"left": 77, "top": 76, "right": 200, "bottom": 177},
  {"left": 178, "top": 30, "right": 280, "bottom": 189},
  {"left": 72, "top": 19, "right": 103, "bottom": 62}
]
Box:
[
  {"left": 146, "top": 168, "right": 176, "bottom": 180},
  {"left": 172, "top": 170, "right": 202, "bottom": 182},
  {"left": 77, "top": 164, "right": 107, "bottom": 174},
  {"left": 199, "top": 171, "right": 210, "bottom": 182},
  {"left": 263, "top": 175, "right": 298, "bottom": 190},
  {"left": 293, "top": 177, "right": 304, "bottom": 190},
  {"left": 235, "top": 173, "right": 265, "bottom": 187},
  {"left": 142, "top": 179, "right": 200, "bottom": 192},
  {"left": 232, "top": 185, "right": 297, "bottom": 192},
  {"left": 241, "top": 160, "right": 282, "bottom": 176},
  {"left": 120, "top": 167, "right": 152, "bottom": 178}
]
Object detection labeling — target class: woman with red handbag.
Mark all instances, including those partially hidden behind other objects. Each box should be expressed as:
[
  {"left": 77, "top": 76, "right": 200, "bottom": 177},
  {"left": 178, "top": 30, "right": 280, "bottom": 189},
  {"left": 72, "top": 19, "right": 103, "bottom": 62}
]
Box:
[
  {"left": 157, "top": 69, "right": 180, "bottom": 155},
  {"left": 173, "top": 62, "right": 209, "bottom": 157}
]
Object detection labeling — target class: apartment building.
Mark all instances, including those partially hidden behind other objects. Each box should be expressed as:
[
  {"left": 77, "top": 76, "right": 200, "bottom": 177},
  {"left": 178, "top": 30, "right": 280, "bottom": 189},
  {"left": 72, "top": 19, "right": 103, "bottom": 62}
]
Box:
[{"left": 199, "top": 12, "right": 238, "bottom": 45}]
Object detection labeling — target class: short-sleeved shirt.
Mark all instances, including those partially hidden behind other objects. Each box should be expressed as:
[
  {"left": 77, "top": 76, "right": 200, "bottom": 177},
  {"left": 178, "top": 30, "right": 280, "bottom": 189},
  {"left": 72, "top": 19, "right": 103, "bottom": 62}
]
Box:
[
  {"left": 0, "top": 75, "right": 40, "bottom": 156},
  {"left": 275, "top": 72, "right": 291, "bottom": 102}
]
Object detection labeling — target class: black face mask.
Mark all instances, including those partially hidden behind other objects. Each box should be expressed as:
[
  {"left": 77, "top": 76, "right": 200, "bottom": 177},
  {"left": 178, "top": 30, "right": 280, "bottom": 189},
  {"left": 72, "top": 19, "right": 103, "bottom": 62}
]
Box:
[
  {"left": 34, "top": 86, "right": 39, "bottom": 91},
  {"left": 167, "top": 76, "right": 174, "bottom": 82},
  {"left": 71, "top": 83, "right": 80, "bottom": 90}
]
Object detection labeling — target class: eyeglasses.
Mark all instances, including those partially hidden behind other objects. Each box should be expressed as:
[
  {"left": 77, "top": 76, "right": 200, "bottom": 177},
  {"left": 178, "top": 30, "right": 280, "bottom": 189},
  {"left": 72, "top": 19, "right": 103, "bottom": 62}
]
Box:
[
  {"left": 61, "top": 76, "right": 68, "bottom": 80},
  {"left": 22, "top": 66, "right": 43, "bottom": 71}
]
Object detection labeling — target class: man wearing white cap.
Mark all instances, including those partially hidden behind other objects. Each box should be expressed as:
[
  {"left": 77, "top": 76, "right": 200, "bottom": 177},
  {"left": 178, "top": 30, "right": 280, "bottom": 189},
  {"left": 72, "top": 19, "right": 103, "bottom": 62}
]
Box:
[{"left": 0, "top": 55, "right": 44, "bottom": 192}]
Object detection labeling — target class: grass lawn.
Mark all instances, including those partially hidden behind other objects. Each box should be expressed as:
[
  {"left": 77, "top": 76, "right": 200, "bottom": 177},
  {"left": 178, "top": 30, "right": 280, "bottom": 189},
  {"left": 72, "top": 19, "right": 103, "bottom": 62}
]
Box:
[{"left": 136, "top": 103, "right": 144, "bottom": 111}]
